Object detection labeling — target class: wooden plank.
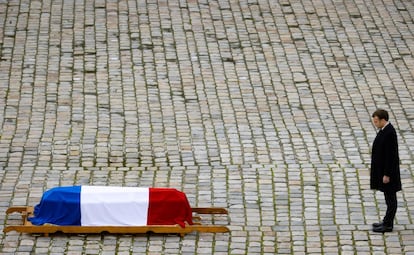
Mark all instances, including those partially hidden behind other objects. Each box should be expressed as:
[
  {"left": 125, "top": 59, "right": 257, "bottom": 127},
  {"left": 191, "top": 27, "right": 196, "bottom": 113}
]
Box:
[
  {"left": 6, "top": 207, "right": 30, "bottom": 214},
  {"left": 191, "top": 208, "right": 228, "bottom": 214},
  {"left": 4, "top": 224, "right": 230, "bottom": 236}
]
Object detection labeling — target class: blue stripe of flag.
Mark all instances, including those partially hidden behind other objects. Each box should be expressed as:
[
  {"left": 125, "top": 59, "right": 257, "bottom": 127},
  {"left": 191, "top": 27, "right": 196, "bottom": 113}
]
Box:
[{"left": 29, "top": 186, "right": 81, "bottom": 226}]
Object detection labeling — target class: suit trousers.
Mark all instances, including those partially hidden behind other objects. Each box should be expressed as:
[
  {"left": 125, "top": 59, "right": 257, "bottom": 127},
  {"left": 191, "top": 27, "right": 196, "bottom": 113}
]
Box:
[{"left": 383, "top": 191, "right": 397, "bottom": 227}]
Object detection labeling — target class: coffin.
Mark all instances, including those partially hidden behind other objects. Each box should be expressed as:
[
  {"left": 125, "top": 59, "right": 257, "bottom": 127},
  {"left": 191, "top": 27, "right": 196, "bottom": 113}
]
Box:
[{"left": 28, "top": 186, "right": 193, "bottom": 228}]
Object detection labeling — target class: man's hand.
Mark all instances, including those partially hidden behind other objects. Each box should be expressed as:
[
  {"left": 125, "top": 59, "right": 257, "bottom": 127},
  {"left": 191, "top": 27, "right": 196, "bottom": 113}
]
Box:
[{"left": 383, "top": 175, "right": 390, "bottom": 184}]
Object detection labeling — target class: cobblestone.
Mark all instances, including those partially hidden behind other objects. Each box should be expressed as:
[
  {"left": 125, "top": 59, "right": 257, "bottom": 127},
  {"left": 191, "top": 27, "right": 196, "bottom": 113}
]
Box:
[{"left": 1, "top": 0, "right": 414, "bottom": 254}]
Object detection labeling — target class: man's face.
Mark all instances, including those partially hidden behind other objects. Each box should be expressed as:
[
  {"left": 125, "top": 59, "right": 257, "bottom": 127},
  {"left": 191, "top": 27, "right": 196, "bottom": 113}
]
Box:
[{"left": 372, "top": 116, "right": 386, "bottom": 129}]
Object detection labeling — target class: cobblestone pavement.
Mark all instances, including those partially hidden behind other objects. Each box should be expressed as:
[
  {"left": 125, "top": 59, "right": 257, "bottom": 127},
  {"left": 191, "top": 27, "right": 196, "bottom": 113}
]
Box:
[{"left": 0, "top": 0, "right": 413, "bottom": 254}]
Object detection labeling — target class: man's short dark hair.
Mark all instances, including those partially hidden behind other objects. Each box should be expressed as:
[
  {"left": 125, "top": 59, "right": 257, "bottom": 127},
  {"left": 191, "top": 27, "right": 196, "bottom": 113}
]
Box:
[{"left": 372, "top": 109, "right": 389, "bottom": 121}]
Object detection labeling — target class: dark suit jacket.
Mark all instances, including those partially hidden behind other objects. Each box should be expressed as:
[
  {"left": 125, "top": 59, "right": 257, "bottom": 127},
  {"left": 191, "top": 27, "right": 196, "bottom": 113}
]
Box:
[{"left": 370, "top": 123, "right": 401, "bottom": 192}]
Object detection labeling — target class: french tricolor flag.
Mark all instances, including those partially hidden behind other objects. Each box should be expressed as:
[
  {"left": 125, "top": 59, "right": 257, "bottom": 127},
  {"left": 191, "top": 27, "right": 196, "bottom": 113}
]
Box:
[{"left": 29, "top": 186, "right": 193, "bottom": 227}]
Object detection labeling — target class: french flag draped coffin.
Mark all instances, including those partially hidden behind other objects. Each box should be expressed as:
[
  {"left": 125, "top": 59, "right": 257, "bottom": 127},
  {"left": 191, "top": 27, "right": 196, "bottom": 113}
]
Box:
[{"left": 28, "top": 186, "right": 193, "bottom": 228}]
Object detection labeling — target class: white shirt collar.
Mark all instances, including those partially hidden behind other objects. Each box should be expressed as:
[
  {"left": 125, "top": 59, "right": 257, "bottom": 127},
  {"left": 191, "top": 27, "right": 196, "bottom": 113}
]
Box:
[{"left": 381, "top": 121, "right": 390, "bottom": 130}]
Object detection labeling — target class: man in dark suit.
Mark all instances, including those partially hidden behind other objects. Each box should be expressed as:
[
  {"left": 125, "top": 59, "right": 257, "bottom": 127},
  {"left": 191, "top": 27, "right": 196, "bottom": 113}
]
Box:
[{"left": 370, "top": 109, "right": 401, "bottom": 233}]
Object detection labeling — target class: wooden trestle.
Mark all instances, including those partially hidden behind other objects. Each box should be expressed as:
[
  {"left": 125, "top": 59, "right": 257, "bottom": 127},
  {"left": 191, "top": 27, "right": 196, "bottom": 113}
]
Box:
[{"left": 4, "top": 206, "right": 229, "bottom": 237}]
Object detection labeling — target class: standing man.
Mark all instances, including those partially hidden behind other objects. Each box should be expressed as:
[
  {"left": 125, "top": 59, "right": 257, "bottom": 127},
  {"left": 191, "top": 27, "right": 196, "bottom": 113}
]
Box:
[{"left": 370, "top": 109, "right": 401, "bottom": 233}]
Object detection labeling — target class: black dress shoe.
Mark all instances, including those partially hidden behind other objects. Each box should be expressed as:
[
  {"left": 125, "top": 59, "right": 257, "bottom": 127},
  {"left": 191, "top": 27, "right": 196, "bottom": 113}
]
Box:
[
  {"left": 373, "top": 224, "right": 393, "bottom": 233},
  {"left": 372, "top": 222, "right": 383, "bottom": 228}
]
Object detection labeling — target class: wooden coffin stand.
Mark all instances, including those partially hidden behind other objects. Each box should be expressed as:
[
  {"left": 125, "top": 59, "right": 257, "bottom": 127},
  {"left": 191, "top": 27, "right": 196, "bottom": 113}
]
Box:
[{"left": 4, "top": 206, "right": 229, "bottom": 237}]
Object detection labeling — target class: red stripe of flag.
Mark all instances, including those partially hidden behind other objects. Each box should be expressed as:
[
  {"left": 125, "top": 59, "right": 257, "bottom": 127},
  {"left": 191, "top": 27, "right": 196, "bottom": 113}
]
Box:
[{"left": 147, "top": 188, "right": 193, "bottom": 227}]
